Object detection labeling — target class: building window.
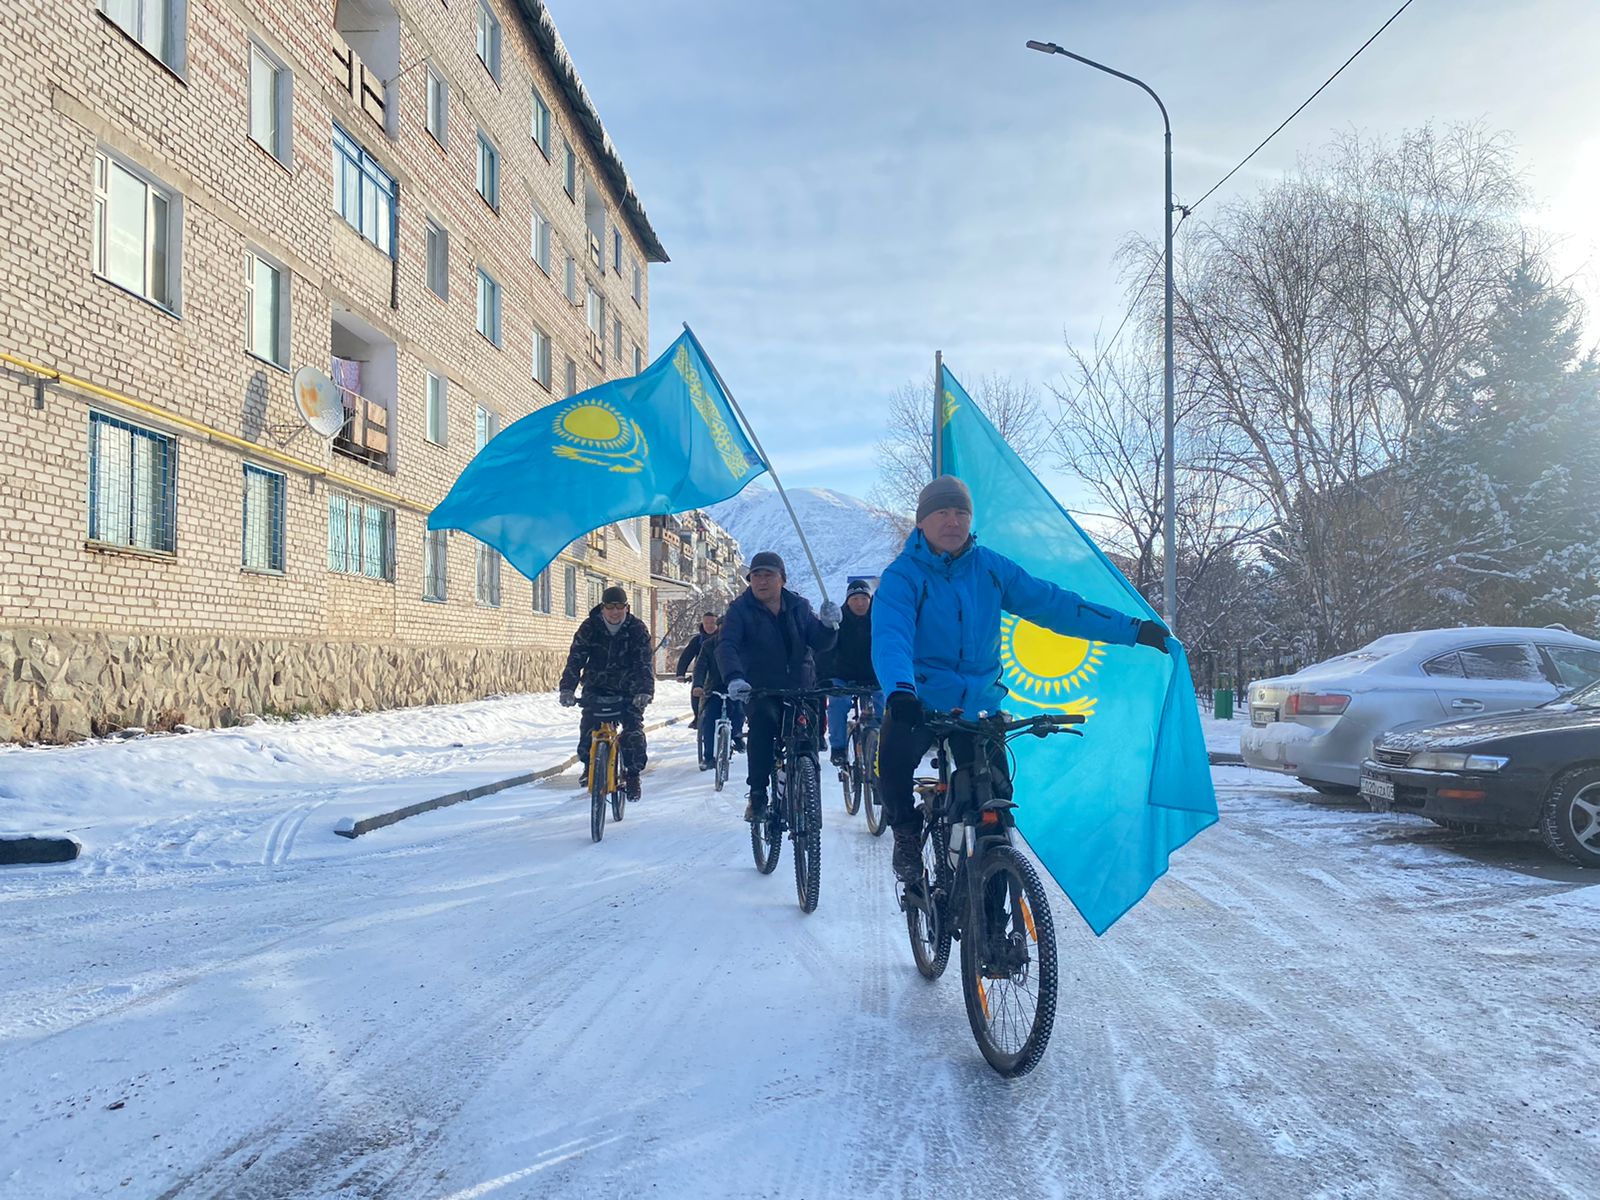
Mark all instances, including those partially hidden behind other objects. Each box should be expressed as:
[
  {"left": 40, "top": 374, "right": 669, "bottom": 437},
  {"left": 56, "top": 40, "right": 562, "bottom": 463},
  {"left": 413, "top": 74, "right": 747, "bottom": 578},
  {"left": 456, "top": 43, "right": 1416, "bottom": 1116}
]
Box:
[
  {"left": 564, "top": 356, "right": 577, "bottom": 398},
  {"left": 326, "top": 492, "right": 394, "bottom": 580},
  {"left": 92, "top": 149, "right": 179, "bottom": 312},
  {"left": 244, "top": 250, "right": 288, "bottom": 369},
  {"left": 609, "top": 227, "right": 620, "bottom": 275},
  {"left": 532, "top": 325, "right": 552, "bottom": 389},
  {"left": 587, "top": 574, "right": 605, "bottom": 609},
  {"left": 564, "top": 563, "right": 577, "bottom": 617},
  {"left": 100, "top": 0, "right": 183, "bottom": 72},
  {"left": 476, "top": 543, "right": 501, "bottom": 606},
  {"left": 531, "top": 206, "right": 551, "bottom": 274},
  {"left": 425, "top": 66, "right": 448, "bottom": 148},
  {"left": 248, "top": 41, "right": 291, "bottom": 165},
  {"left": 562, "top": 139, "right": 576, "bottom": 198},
  {"left": 424, "top": 219, "right": 448, "bottom": 299},
  {"left": 633, "top": 587, "right": 643, "bottom": 615},
  {"left": 474, "top": 404, "right": 499, "bottom": 450},
  {"left": 632, "top": 342, "right": 642, "bottom": 374},
  {"left": 425, "top": 371, "right": 447, "bottom": 445},
  {"left": 476, "top": 269, "right": 501, "bottom": 346},
  {"left": 586, "top": 285, "right": 605, "bottom": 362},
  {"left": 531, "top": 86, "right": 551, "bottom": 156},
  {"left": 424, "top": 528, "right": 447, "bottom": 600},
  {"left": 532, "top": 568, "right": 551, "bottom": 613},
  {"left": 564, "top": 254, "right": 577, "bottom": 305},
  {"left": 476, "top": 132, "right": 499, "bottom": 210},
  {"left": 88, "top": 411, "right": 176, "bottom": 553},
  {"left": 332, "top": 124, "right": 396, "bottom": 257},
  {"left": 242, "top": 463, "right": 286, "bottom": 573},
  {"left": 475, "top": 0, "right": 501, "bottom": 80},
  {"left": 612, "top": 315, "right": 622, "bottom": 362},
  {"left": 631, "top": 257, "right": 642, "bottom": 306}
]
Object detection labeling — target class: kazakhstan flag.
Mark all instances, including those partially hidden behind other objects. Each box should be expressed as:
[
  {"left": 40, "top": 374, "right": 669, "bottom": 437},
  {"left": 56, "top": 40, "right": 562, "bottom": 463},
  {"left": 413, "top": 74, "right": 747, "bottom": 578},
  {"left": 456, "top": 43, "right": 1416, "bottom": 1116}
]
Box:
[
  {"left": 428, "top": 328, "right": 765, "bottom": 580},
  {"left": 941, "top": 365, "right": 1217, "bottom": 935}
]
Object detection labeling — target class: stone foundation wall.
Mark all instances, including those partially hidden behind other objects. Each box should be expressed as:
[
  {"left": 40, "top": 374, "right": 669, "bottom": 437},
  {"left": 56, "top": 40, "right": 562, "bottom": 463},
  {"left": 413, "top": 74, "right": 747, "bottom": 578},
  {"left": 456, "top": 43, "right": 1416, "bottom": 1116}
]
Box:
[{"left": 0, "top": 627, "right": 566, "bottom": 743}]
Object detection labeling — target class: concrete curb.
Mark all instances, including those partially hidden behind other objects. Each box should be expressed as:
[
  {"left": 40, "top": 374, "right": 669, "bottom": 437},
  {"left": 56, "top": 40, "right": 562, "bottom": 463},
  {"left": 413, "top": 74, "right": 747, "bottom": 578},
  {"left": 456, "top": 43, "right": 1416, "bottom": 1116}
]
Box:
[
  {"left": 1209, "top": 751, "right": 1245, "bottom": 766},
  {"left": 0, "top": 835, "right": 83, "bottom": 866},
  {"left": 334, "top": 712, "right": 693, "bottom": 839}
]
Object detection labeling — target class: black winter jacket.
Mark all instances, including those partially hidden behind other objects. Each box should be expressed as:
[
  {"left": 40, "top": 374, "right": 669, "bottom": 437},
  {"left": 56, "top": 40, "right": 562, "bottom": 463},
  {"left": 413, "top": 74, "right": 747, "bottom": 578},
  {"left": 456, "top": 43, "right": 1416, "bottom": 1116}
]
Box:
[
  {"left": 716, "top": 586, "right": 837, "bottom": 692},
  {"left": 692, "top": 630, "right": 728, "bottom": 694},
  {"left": 676, "top": 631, "right": 709, "bottom": 678},
  {"left": 559, "top": 607, "right": 655, "bottom": 701},
  {"left": 816, "top": 606, "right": 876, "bottom": 686}
]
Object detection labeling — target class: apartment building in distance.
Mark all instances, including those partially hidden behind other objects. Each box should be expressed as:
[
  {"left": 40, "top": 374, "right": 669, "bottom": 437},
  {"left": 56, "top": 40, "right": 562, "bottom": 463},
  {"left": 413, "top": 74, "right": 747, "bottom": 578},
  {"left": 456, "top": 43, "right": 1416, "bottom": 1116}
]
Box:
[
  {"left": 0, "top": 0, "right": 667, "bottom": 741},
  {"left": 647, "top": 511, "right": 746, "bottom": 673}
]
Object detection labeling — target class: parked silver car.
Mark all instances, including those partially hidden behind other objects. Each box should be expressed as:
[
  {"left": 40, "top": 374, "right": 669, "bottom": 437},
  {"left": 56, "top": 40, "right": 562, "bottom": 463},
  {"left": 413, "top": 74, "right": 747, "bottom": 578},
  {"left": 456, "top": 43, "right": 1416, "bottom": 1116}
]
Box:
[{"left": 1240, "top": 627, "right": 1600, "bottom": 793}]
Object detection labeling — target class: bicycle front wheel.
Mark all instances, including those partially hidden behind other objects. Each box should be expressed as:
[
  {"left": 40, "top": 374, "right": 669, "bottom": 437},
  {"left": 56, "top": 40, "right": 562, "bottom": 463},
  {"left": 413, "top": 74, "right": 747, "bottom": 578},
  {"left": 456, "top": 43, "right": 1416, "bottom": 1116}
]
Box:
[
  {"left": 611, "top": 776, "right": 626, "bottom": 823},
  {"left": 959, "top": 843, "right": 1059, "bottom": 1078},
  {"left": 751, "top": 797, "right": 781, "bottom": 875},
  {"left": 589, "top": 742, "right": 611, "bottom": 844},
  {"left": 792, "top": 755, "right": 822, "bottom": 913},
  {"left": 906, "top": 819, "right": 952, "bottom": 979},
  {"left": 861, "top": 728, "right": 886, "bottom": 837},
  {"left": 842, "top": 732, "right": 862, "bottom": 816},
  {"left": 714, "top": 724, "right": 730, "bottom": 792}
]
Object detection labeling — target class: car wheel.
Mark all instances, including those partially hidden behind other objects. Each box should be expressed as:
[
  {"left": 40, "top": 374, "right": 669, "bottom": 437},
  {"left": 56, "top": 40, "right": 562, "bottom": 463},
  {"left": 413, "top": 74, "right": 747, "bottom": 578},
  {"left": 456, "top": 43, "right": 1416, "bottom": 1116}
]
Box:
[
  {"left": 1298, "top": 779, "right": 1359, "bottom": 797},
  {"left": 1539, "top": 767, "right": 1600, "bottom": 868}
]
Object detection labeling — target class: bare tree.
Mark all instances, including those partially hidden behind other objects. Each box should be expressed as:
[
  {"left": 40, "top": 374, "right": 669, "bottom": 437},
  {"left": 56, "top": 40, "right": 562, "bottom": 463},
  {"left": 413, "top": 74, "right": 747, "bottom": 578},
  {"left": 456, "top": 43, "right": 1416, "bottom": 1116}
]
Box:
[{"left": 870, "top": 371, "right": 1048, "bottom": 531}]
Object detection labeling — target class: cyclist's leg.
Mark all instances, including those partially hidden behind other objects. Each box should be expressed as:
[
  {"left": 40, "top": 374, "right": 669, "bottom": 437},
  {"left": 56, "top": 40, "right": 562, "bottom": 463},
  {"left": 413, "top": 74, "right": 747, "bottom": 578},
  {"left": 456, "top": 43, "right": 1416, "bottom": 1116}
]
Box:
[
  {"left": 729, "top": 699, "right": 746, "bottom": 748},
  {"left": 619, "top": 706, "right": 647, "bottom": 775},
  {"left": 576, "top": 707, "right": 598, "bottom": 767},
  {"left": 877, "top": 708, "right": 935, "bottom": 829},
  {"left": 698, "top": 694, "right": 721, "bottom": 765},
  {"left": 825, "top": 682, "right": 851, "bottom": 755}
]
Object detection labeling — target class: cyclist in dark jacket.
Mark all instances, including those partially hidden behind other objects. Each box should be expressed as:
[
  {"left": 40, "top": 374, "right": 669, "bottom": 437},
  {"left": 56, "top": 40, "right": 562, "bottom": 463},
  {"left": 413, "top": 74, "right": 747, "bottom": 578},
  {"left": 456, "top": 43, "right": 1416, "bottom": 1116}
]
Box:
[
  {"left": 817, "top": 578, "right": 882, "bottom": 767},
  {"left": 676, "top": 611, "right": 719, "bottom": 724},
  {"left": 716, "top": 551, "right": 840, "bottom": 819},
  {"left": 691, "top": 620, "right": 746, "bottom": 768},
  {"left": 559, "top": 586, "right": 655, "bottom": 800}
]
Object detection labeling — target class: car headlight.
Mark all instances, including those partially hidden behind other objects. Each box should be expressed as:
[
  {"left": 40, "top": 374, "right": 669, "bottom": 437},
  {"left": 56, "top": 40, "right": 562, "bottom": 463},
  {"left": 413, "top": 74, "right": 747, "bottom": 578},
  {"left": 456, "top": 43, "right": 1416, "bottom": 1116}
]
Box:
[{"left": 1405, "top": 752, "right": 1510, "bottom": 772}]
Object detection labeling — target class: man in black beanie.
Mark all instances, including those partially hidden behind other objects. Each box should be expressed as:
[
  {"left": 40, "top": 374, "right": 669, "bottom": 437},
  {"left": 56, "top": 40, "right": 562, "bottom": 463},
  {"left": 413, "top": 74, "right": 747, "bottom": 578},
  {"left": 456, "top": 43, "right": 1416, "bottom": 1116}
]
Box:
[{"left": 559, "top": 584, "right": 655, "bottom": 801}]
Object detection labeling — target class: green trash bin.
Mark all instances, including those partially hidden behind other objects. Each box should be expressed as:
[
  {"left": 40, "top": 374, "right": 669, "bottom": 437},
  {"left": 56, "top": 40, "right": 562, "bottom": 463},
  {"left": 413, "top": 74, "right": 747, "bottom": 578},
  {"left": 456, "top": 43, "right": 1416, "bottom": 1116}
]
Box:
[{"left": 1213, "top": 672, "right": 1234, "bottom": 720}]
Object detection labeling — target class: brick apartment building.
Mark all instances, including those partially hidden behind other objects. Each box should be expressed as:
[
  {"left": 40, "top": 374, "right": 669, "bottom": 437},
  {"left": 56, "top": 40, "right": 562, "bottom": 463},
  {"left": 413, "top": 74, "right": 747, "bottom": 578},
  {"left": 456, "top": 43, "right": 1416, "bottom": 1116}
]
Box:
[{"left": 0, "top": 0, "right": 668, "bottom": 741}]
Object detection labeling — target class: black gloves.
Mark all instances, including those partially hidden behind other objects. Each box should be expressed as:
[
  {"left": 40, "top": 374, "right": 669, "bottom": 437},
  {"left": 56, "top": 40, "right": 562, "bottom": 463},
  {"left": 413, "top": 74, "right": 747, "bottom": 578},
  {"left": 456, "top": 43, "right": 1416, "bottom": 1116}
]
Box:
[
  {"left": 887, "top": 691, "right": 922, "bottom": 726},
  {"left": 1135, "top": 619, "right": 1171, "bottom": 654}
]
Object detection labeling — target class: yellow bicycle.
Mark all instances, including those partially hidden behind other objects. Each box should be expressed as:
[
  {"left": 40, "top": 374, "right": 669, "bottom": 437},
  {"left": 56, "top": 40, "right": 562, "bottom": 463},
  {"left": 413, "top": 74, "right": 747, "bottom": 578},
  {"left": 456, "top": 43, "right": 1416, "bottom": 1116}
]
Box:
[{"left": 583, "top": 695, "right": 629, "bottom": 842}]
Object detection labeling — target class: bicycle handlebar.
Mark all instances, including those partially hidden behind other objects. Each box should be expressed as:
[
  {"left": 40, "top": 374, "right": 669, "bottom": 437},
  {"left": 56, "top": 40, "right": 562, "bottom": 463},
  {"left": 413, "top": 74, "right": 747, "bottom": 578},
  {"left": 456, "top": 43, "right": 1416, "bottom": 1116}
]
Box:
[{"left": 920, "top": 708, "right": 1085, "bottom": 739}]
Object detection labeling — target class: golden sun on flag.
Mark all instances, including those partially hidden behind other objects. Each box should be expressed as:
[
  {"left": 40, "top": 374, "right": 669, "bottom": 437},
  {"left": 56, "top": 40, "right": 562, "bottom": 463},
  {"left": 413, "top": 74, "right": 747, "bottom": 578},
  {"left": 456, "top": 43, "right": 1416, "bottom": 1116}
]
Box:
[{"left": 1000, "top": 614, "right": 1104, "bottom": 716}]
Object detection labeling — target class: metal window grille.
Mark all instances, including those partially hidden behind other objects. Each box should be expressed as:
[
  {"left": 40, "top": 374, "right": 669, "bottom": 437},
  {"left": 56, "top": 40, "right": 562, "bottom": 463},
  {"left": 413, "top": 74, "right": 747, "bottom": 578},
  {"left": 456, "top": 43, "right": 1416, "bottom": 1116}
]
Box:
[
  {"left": 326, "top": 492, "right": 394, "bottom": 579},
  {"left": 564, "top": 564, "right": 577, "bottom": 617},
  {"left": 332, "top": 123, "right": 396, "bottom": 257},
  {"left": 476, "top": 543, "right": 501, "bottom": 606},
  {"left": 424, "top": 528, "right": 448, "bottom": 600},
  {"left": 88, "top": 411, "right": 176, "bottom": 552},
  {"left": 241, "top": 463, "right": 285, "bottom": 572}
]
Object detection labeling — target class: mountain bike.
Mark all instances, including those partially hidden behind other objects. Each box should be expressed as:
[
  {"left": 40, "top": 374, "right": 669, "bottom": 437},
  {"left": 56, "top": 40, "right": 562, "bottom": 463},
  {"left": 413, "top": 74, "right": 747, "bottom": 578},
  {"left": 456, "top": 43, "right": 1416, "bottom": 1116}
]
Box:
[
  {"left": 709, "top": 690, "right": 734, "bottom": 793},
  {"left": 582, "top": 695, "right": 629, "bottom": 842},
  {"left": 824, "top": 687, "right": 882, "bottom": 829},
  {"left": 749, "top": 688, "right": 825, "bottom": 914},
  {"left": 898, "top": 707, "right": 1083, "bottom": 1077}
]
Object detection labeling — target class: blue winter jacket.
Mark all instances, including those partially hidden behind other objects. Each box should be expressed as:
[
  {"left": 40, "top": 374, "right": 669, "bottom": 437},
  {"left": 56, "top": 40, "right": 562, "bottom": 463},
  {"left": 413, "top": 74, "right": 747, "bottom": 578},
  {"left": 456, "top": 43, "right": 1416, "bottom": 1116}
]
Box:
[
  {"left": 716, "top": 585, "right": 837, "bottom": 692},
  {"left": 872, "top": 531, "right": 1143, "bottom": 714}
]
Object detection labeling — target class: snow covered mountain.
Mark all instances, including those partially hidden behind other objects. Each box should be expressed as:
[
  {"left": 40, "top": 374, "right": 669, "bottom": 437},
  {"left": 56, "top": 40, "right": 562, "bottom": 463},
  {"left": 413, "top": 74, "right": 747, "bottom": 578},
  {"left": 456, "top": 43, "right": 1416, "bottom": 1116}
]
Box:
[{"left": 708, "top": 483, "right": 906, "bottom": 604}]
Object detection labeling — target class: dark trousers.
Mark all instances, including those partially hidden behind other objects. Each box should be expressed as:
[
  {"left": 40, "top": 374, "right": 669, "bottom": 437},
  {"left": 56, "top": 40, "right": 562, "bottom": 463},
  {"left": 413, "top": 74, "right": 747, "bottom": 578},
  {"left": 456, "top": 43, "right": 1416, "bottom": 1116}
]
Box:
[
  {"left": 877, "top": 708, "right": 1010, "bottom": 832},
  {"left": 578, "top": 705, "right": 646, "bottom": 774},
  {"left": 698, "top": 694, "right": 745, "bottom": 764},
  {"left": 744, "top": 697, "right": 781, "bottom": 795}
]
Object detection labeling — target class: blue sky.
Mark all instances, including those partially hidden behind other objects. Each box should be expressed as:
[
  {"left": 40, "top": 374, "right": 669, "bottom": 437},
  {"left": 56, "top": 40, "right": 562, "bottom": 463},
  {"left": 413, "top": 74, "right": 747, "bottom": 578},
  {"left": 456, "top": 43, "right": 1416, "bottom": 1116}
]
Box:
[{"left": 549, "top": 0, "right": 1600, "bottom": 506}]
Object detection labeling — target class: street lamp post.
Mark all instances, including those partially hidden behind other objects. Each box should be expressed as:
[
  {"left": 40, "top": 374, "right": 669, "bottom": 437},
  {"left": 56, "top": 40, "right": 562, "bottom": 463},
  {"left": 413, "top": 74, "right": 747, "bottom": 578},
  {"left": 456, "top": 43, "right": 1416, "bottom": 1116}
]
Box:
[{"left": 1026, "top": 40, "right": 1178, "bottom": 635}]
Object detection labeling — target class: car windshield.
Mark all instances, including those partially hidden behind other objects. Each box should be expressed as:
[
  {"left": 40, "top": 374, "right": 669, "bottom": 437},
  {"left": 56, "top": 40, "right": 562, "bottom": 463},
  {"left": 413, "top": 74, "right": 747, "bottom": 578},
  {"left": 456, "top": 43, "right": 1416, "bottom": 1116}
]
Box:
[{"left": 1566, "top": 679, "right": 1600, "bottom": 709}]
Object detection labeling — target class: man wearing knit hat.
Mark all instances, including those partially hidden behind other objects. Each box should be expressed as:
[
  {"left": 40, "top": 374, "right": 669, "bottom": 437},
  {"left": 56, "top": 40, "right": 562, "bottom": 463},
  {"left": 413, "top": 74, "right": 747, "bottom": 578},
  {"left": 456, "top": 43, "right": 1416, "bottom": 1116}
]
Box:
[
  {"left": 871, "top": 475, "right": 1171, "bottom": 883},
  {"left": 559, "top": 584, "right": 655, "bottom": 801},
  {"left": 717, "top": 551, "right": 842, "bottom": 820}
]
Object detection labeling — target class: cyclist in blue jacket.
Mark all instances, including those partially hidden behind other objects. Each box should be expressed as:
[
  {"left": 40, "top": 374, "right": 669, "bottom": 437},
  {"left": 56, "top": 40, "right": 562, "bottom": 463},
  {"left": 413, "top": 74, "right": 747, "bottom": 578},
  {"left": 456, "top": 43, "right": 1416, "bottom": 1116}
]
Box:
[{"left": 871, "top": 475, "right": 1171, "bottom": 883}]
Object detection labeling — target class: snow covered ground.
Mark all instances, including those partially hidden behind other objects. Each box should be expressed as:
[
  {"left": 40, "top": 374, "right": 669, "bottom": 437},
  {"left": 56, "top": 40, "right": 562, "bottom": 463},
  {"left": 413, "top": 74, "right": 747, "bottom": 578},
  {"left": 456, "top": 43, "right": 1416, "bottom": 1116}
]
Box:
[{"left": 3, "top": 686, "right": 1596, "bottom": 1199}]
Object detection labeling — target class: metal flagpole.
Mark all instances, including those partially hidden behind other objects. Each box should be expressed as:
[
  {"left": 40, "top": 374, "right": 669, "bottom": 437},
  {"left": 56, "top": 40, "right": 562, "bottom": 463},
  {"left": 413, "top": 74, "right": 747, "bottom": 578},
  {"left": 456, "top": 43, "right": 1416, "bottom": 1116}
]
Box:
[
  {"left": 680, "top": 324, "right": 831, "bottom": 606},
  {"left": 931, "top": 349, "right": 943, "bottom": 478}
]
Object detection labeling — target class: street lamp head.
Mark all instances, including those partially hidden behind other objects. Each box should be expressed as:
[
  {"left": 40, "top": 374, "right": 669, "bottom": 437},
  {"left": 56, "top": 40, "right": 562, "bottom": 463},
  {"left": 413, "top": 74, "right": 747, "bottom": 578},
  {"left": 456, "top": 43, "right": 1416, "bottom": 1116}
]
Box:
[{"left": 1025, "top": 40, "right": 1063, "bottom": 55}]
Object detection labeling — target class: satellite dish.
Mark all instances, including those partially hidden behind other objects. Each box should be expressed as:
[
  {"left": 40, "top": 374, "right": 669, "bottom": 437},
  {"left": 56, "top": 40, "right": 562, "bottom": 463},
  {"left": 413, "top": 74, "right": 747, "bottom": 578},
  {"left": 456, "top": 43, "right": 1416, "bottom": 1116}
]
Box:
[{"left": 293, "top": 366, "right": 345, "bottom": 438}]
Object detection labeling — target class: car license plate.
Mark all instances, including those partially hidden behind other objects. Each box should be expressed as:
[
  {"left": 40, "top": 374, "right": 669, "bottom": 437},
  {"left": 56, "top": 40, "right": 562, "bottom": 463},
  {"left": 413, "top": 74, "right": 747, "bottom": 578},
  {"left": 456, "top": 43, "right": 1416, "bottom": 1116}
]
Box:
[
  {"left": 1361, "top": 774, "right": 1395, "bottom": 803},
  {"left": 1251, "top": 708, "right": 1275, "bottom": 727}
]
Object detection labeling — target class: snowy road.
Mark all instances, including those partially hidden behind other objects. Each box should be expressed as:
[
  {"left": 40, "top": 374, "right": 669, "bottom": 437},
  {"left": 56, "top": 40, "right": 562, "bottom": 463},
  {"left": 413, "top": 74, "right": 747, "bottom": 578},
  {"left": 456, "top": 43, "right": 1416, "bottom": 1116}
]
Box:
[{"left": 3, "top": 694, "right": 1597, "bottom": 1199}]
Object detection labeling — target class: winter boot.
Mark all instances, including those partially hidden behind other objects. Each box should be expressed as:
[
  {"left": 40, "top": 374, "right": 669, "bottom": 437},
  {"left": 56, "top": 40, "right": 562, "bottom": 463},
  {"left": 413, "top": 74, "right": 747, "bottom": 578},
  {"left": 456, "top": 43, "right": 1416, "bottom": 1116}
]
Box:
[
  {"left": 743, "top": 789, "right": 767, "bottom": 822},
  {"left": 625, "top": 771, "right": 642, "bottom": 801},
  {"left": 891, "top": 822, "right": 923, "bottom": 884},
  {"left": 829, "top": 747, "right": 848, "bottom": 769},
  {"left": 731, "top": 736, "right": 745, "bottom": 754}
]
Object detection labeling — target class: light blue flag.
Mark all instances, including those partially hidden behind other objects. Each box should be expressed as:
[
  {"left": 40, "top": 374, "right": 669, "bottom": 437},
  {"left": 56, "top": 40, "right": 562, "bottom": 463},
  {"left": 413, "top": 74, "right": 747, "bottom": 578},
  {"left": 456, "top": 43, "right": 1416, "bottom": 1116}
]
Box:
[
  {"left": 940, "top": 366, "right": 1217, "bottom": 935},
  {"left": 428, "top": 328, "right": 766, "bottom": 580}
]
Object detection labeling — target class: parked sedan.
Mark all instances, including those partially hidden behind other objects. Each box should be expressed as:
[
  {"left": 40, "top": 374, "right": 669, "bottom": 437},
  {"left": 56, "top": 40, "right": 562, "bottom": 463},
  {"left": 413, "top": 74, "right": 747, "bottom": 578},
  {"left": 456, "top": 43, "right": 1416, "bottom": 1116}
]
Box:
[
  {"left": 1359, "top": 679, "right": 1600, "bottom": 867},
  {"left": 1240, "top": 628, "right": 1600, "bottom": 792}
]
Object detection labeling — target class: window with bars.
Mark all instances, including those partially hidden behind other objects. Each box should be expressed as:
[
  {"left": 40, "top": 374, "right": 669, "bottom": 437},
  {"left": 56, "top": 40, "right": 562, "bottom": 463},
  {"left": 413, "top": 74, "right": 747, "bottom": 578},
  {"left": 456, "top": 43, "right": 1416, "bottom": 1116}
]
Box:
[
  {"left": 425, "top": 371, "right": 447, "bottom": 445},
  {"left": 93, "top": 149, "right": 179, "bottom": 311},
  {"left": 244, "top": 250, "right": 288, "bottom": 368},
  {"left": 332, "top": 124, "right": 396, "bottom": 257},
  {"left": 326, "top": 492, "right": 394, "bottom": 580},
  {"left": 564, "top": 564, "right": 577, "bottom": 617},
  {"left": 88, "top": 411, "right": 176, "bottom": 553},
  {"left": 531, "top": 86, "right": 551, "bottom": 156},
  {"left": 241, "top": 463, "right": 285, "bottom": 573},
  {"left": 476, "top": 543, "right": 501, "bottom": 606},
  {"left": 424, "top": 528, "right": 448, "bottom": 600},
  {"left": 532, "top": 568, "right": 551, "bottom": 613}
]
